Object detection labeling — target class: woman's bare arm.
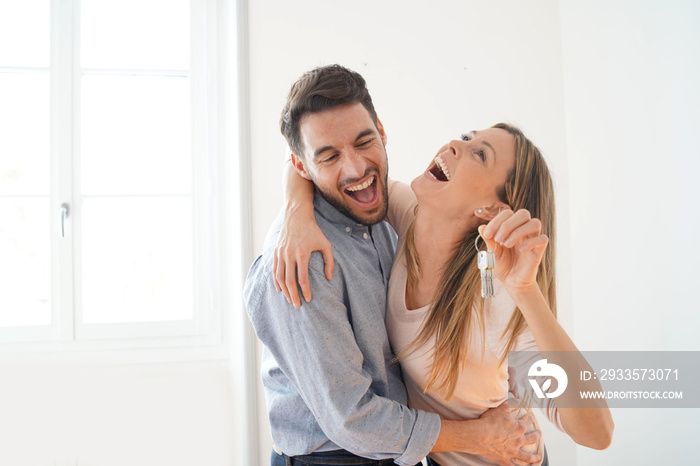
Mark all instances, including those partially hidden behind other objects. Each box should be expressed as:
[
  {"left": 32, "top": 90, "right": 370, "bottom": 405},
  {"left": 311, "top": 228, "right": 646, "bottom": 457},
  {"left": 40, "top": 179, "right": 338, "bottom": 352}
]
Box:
[
  {"left": 480, "top": 210, "right": 614, "bottom": 450},
  {"left": 273, "top": 160, "right": 334, "bottom": 308}
]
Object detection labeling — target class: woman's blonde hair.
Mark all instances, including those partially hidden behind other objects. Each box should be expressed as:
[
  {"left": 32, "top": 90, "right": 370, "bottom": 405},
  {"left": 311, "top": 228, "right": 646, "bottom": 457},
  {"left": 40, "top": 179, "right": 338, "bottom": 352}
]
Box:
[{"left": 401, "top": 123, "right": 556, "bottom": 399}]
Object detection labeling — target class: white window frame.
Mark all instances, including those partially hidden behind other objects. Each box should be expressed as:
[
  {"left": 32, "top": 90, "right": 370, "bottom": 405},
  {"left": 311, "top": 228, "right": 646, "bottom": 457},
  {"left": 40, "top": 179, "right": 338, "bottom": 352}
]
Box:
[{"left": 0, "top": 0, "right": 248, "bottom": 365}]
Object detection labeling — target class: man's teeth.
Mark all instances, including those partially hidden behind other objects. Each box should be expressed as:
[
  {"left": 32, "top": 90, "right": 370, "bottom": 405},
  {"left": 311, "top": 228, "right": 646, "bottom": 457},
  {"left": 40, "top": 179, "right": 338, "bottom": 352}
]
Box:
[
  {"left": 434, "top": 157, "right": 451, "bottom": 180},
  {"left": 346, "top": 178, "right": 374, "bottom": 192}
]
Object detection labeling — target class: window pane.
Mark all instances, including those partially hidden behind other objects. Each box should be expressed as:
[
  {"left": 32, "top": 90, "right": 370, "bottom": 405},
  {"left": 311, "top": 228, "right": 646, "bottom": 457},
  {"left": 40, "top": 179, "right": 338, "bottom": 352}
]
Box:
[
  {"left": 0, "top": 72, "right": 50, "bottom": 196},
  {"left": 0, "top": 198, "right": 51, "bottom": 327},
  {"left": 0, "top": 0, "right": 50, "bottom": 68},
  {"left": 80, "top": 74, "right": 191, "bottom": 196},
  {"left": 80, "top": 196, "right": 193, "bottom": 324},
  {"left": 81, "top": 0, "right": 189, "bottom": 70}
]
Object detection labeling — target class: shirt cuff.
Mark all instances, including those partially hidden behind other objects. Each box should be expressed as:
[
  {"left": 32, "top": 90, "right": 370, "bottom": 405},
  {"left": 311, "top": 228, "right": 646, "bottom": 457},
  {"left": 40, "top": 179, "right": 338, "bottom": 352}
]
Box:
[{"left": 394, "top": 411, "right": 441, "bottom": 466}]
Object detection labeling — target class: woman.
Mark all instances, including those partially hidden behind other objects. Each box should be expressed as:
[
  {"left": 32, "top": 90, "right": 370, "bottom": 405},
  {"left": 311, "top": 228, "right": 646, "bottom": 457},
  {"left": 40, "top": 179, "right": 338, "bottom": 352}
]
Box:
[{"left": 275, "top": 123, "right": 613, "bottom": 465}]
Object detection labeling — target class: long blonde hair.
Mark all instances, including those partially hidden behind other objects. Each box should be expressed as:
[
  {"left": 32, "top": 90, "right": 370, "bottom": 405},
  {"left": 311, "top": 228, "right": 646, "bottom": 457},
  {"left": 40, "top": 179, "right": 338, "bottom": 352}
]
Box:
[{"left": 401, "top": 123, "right": 556, "bottom": 399}]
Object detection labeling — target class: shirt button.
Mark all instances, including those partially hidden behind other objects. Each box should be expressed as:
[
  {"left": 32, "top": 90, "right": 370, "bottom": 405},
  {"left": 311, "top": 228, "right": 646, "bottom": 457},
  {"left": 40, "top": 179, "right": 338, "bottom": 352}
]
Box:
[
  {"left": 345, "top": 227, "right": 351, "bottom": 233},
  {"left": 363, "top": 233, "right": 368, "bottom": 239}
]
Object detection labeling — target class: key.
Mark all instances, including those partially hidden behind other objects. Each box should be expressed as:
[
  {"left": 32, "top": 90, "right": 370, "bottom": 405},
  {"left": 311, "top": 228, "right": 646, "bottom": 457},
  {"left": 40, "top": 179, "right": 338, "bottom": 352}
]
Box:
[{"left": 478, "top": 250, "right": 495, "bottom": 298}]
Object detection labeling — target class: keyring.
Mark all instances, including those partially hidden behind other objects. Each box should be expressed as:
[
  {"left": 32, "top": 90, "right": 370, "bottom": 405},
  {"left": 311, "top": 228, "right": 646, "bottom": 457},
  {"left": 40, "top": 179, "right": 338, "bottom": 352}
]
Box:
[
  {"left": 474, "top": 235, "right": 485, "bottom": 253},
  {"left": 475, "top": 234, "right": 495, "bottom": 298}
]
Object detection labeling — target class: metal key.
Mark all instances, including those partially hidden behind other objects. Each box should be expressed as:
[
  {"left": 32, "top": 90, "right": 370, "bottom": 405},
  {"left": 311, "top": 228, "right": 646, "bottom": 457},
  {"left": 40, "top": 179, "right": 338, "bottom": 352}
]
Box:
[{"left": 477, "top": 250, "right": 496, "bottom": 298}]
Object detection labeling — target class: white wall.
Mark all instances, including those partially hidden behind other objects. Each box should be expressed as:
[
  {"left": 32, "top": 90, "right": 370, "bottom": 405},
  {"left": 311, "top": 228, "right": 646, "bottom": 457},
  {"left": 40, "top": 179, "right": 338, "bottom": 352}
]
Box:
[
  {"left": 247, "top": 0, "right": 574, "bottom": 463},
  {"left": 0, "top": 360, "right": 235, "bottom": 466},
  {"left": 559, "top": 0, "right": 700, "bottom": 464}
]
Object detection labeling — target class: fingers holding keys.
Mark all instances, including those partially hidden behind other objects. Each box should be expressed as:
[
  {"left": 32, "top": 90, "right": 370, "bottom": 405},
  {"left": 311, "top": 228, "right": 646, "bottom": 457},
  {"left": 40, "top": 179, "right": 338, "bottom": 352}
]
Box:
[
  {"left": 501, "top": 217, "right": 541, "bottom": 249},
  {"left": 480, "top": 209, "right": 548, "bottom": 254},
  {"left": 481, "top": 209, "right": 516, "bottom": 243},
  {"left": 478, "top": 224, "right": 497, "bottom": 253},
  {"left": 517, "top": 234, "right": 548, "bottom": 254},
  {"left": 478, "top": 209, "right": 548, "bottom": 293},
  {"left": 481, "top": 210, "right": 539, "bottom": 248}
]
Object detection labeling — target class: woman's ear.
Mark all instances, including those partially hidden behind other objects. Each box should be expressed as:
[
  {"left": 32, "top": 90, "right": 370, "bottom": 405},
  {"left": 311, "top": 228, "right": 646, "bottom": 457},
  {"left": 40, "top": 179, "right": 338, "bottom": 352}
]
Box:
[
  {"left": 290, "top": 153, "right": 312, "bottom": 181},
  {"left": 474, "top": 203, "right": 510, "bottom": 221}
]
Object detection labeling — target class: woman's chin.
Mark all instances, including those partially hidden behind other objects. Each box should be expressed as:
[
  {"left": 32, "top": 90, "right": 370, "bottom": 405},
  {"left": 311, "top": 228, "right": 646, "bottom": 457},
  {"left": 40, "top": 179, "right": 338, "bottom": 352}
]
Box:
[{"left": 410, "top": 174, "right": 426, "bottom": 194}]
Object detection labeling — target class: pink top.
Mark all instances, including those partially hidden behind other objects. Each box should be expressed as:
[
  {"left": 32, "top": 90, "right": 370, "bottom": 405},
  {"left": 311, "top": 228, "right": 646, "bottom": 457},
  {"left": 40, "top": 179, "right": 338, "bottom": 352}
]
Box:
[{"left": 386, "top": 181, "right": 563, "bottom": 465}]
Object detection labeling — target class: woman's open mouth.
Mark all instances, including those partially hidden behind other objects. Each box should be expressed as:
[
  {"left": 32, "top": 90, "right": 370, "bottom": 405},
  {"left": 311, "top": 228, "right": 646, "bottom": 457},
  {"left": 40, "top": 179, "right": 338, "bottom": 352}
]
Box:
[{"left": 427, "top": 156, "right": 451, "bottom": 182}]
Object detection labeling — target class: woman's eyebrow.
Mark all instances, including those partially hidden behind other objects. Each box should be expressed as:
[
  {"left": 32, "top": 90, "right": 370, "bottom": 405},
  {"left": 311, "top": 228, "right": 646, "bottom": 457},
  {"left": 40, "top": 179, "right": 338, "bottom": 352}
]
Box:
[
  {"left": 482, "top": 140, "right": 496, "bottom": 157},
  {"left": 471, "top": 130, "right": 497, "bottom": 159}
]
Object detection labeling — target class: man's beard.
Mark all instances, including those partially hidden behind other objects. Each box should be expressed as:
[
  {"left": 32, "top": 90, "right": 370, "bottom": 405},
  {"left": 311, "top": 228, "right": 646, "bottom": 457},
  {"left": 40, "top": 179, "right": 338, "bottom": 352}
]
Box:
[{"left": 314, "top": 169, "right": 389, "bottom": 226}]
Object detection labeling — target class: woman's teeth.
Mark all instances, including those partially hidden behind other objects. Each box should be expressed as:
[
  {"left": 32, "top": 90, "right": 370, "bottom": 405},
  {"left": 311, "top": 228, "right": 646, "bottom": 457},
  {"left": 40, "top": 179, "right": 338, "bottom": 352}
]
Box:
[{"left": 434, "top": 156, "right": 451, "bottom": 181}]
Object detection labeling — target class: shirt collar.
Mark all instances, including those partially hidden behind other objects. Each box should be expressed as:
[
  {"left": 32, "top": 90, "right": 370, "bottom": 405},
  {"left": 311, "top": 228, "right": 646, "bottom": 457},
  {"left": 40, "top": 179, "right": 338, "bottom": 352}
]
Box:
[{"left": 313, "top": 191, "right": 370, "bottom": 230}]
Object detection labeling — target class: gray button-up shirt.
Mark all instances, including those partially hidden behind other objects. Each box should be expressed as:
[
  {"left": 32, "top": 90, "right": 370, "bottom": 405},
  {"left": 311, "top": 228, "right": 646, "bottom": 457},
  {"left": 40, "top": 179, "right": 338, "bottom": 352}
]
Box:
[{"left": 245, "top": 193, "right": 440, "bottom": 466}]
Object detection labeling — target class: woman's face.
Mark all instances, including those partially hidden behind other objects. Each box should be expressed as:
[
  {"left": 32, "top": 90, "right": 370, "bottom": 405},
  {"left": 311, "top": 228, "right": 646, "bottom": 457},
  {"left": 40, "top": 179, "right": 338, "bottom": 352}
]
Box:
[{"left": 411, "top": 127, "right": 517, "bottom": 223}]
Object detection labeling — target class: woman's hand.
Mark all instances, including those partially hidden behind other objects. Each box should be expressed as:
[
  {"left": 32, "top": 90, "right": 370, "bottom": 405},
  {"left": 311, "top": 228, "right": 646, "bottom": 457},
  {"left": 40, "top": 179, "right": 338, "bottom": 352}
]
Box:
[
  {"left": 478, "top": 209, "right": 548, "bottom": 296},
  {"left": 273, "top": 208, "right": 334, "bottom": 308}
]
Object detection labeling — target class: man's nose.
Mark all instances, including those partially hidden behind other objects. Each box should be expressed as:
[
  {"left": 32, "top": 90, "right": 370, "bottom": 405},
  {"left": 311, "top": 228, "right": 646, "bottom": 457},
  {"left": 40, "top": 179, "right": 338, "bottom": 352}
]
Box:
[{"left": 342, "top": 152, "right": 367, "bottom": 178}]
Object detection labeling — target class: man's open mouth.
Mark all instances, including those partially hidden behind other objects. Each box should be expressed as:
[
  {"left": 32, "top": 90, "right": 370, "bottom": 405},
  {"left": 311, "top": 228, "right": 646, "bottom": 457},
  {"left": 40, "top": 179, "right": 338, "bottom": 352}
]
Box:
[
  {"left": 428, "top": 156, "right": 451, "bottom": 182},
  {"left": 344, "top": 175, "right": 378, "bottom": 204}
]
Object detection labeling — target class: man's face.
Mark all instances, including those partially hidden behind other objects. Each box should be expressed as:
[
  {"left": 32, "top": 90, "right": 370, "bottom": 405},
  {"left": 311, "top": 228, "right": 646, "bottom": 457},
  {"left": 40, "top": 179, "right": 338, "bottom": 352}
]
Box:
[{"left": 292, "top": 102, "right": 389, "bottom": 225}]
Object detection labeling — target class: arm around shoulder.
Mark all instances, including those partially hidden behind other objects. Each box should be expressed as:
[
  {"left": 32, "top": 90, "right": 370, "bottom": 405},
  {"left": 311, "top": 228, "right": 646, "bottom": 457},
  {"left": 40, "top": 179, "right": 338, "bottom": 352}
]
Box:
[{"left": 274, "top": 159, "right": 334, "bottom": 307}]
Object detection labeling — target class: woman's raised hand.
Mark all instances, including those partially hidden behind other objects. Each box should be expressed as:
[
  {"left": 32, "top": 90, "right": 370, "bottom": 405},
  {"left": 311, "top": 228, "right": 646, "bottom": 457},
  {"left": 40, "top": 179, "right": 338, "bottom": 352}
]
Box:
[
  {"left": 478, "top": 209, "right": 548, "bottom": 295},
  {"left": 273, "top": 210, "right": 334, "bottom": 308}
]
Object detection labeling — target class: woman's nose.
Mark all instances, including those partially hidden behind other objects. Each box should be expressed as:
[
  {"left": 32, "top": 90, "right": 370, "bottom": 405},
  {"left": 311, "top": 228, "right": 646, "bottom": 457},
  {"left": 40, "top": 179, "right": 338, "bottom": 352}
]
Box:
[{"left": 448, "top": 140, "right": 460, "bottom": 157}]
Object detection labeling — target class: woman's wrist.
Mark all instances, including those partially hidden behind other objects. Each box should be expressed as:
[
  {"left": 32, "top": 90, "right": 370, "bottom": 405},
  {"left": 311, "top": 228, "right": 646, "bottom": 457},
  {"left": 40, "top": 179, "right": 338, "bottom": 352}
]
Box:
[
  {"left": 505, "top": 283, "right": 547, "bottom": 312},
  {"left": 285, "top": 196, "right": 315, "bottom": 220},
  {"left": 505, "top": 281, "right": 540, "bottom": 300}
]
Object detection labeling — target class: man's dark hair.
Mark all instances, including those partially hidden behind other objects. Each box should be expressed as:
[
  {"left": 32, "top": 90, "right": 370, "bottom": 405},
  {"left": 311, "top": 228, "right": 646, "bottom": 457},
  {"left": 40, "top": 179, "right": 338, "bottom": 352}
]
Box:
[{"left": 280, "top": 64, "right": 378, "bottom": 158}]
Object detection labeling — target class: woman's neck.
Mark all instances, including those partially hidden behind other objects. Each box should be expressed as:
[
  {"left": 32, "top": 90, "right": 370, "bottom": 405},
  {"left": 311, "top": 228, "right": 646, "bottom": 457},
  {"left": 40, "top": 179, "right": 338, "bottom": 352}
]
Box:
[
  {"left": 405, "top": 208, "right": 472, "bottom": 309},
  {"left": 413, "top": 208, "right": 471, "bottom": 265}
]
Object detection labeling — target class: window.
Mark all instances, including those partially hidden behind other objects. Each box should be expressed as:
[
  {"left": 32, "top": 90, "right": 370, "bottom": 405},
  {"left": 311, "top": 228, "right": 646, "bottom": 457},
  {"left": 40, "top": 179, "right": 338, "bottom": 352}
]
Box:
[{"left": 0, "top": 0, "right": 233, "bottom": 357}]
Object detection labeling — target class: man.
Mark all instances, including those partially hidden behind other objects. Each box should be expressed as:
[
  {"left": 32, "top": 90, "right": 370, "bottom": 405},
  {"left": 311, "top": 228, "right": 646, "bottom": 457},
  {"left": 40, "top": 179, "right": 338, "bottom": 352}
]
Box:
[{"left": 244, "top": 65, "right": 542, "bottom": 466}]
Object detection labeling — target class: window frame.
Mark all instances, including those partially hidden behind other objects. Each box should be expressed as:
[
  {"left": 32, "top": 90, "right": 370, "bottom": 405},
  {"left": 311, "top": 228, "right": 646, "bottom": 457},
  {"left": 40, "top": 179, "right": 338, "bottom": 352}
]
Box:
[{"left": 0, "top": 0, "right": 239, "bottom": 364}]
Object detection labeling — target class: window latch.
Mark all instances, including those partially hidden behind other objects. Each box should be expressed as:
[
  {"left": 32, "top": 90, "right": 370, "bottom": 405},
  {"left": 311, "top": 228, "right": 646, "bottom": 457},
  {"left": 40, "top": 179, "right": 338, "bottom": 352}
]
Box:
[{"left": 60, "top": 203, "right": 70, "bottom": 238}]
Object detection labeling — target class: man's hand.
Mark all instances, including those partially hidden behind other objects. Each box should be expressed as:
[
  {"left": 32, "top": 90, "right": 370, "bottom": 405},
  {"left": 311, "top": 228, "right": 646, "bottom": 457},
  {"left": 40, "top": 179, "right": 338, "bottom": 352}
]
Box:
[
  {"left": 434, "top": 402, "right": 542, "bottom": 465},
  {"left": 474, "top": 402, "right": 542, "bottom": 466}
]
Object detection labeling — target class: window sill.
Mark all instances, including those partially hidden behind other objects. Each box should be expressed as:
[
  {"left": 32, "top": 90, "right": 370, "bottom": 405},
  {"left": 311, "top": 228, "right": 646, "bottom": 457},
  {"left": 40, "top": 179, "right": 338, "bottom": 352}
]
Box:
[{"left": 0, "top": 334, "right": 229, "bottom": 366}]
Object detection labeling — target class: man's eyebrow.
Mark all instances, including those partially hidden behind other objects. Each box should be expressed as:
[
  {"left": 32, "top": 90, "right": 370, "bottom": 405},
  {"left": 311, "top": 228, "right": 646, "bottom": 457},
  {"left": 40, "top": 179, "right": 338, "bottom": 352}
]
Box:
[
  {"left": 313, "top": 145, "right": 334, "bottom": 160},
  {"left": 355, "top": 128, "right": 375, "bottom": 142},
  {"left": 312, "top": 128, "right": 376, "bottom": 160}
]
